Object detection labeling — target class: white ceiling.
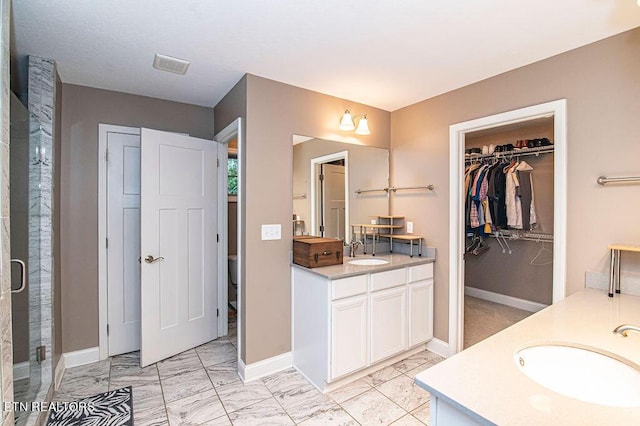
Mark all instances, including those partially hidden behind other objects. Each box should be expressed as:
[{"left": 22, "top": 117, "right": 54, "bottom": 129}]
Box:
[{"left": 12, "top": 1, "right": 640, "bottom": 111}]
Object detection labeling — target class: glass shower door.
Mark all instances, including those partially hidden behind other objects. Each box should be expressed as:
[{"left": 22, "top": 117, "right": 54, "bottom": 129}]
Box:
[{"left": 10, "top": 93, "right": 43, "bottom": 425}]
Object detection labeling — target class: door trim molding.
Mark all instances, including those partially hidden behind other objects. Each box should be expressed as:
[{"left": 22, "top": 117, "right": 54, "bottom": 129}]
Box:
[
  {"left": 214, "top": 118, "right": 243, "bottom": 360},
  {"left": 98, "top": 124, "right": 141, "bottom": 360},
  {"left": 310, "top": 151, "right": 349, "bottom": 241},
  {"left": 448, "top": 99, "right": 567, "bottom": 356}
]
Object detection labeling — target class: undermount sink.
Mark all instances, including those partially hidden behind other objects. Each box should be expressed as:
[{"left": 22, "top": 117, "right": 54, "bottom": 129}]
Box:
[
  {"left": 348, "top": 258, "right": 389, "bottom": 266},
  {"left": 515, "top": 344, "right": 640, "bottom": 407}
]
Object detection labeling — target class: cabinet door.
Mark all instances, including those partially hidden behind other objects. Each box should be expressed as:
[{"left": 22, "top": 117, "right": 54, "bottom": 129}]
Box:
[
  {"left": 370, "top": 286, "right": 407, "bottom": 363},
  {"left": 409, "top": 279, "right": 434, "bottom": 347},
  {"left": 330, "top": 295, "right": 368, "bottom": 379}
]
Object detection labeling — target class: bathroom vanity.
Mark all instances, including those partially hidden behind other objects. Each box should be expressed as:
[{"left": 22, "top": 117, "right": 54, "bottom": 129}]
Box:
[
  {"left": 415, "top": 289, "right": 640, "bottom": 425},
  {"left": 292, "top": 253, "right": 435, "bottom": 393}
]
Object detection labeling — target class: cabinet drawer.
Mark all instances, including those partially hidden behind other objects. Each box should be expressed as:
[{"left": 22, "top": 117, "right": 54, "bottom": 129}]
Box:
[
  {"left": 331, "top": 275, "right": 368, "bottom": 300},
  {"left": 370, "top": 268, "right": 407, "bottom": 292},
  {"left": 409, "top": 263, "right": 433, "bottom": 282}
]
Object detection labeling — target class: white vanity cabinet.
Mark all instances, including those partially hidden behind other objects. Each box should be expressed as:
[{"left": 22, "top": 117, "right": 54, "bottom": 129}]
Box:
[
  {"left": 370, "top": 285, "right": 408, "bottom": 363},
  {"left": 330, "top": 295, "right": 368, "bottom": 378},
  {"left": 408, "top": 264, "right": 434, "bottom": 346},
  {"left": 292, "top": 259, "right": 434, "bottom": 393}
]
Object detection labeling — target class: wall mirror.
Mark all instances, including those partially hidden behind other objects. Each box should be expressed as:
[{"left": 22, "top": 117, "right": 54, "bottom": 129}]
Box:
[{"left": 292, "top": 135, "right": 389, "bottom": 244}]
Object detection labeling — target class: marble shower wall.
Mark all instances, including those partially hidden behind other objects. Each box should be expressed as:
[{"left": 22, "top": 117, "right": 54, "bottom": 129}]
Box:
[
  {"left": 0, "top": 0, "right": 13, "bottom": 424},
  {"left": 26, "top": 56, "right": 57, "bottom": 423}
]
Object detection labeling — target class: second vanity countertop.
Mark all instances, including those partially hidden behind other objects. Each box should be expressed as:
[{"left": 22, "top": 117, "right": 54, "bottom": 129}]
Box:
[
  {"left": 291, "top": 251, "right": 435, "bottom": 280},
  {"left": 415, "top": 289, "right": 640, "bottom": 425}
]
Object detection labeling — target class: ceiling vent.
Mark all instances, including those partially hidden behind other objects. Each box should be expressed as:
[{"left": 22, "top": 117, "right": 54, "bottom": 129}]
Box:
[{"left": 153, "top": 53, "right": 190, "bottom": 75}]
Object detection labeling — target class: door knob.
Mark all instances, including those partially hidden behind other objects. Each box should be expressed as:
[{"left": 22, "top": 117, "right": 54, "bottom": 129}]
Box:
[{"left": 144, "top": 255, "right": 165, "bottom": 264}]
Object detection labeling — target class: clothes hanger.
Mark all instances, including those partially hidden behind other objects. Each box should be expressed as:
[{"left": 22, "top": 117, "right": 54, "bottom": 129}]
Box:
[
  {"left": 530, "top": 240, "right": 553, "bottom": 266},
  {"left": 495, "top": 232, "right": 507, "bottom": 253}
]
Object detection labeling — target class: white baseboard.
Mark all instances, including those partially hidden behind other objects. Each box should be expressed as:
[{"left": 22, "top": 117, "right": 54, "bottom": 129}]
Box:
[
  {"left": 63, "top": 346, "right": 100, "bottom": 369},
  {"left": 13, "top": 361, "right": 30, "bottom": 381},
  {"left": 55, "top": 356, "right": 65, "bottom": 390},
  {"left": 465, "top": 286, "right": 547, "bottom": 313},
  {"left": 426, "top": 338, "right": 449, "bottom": 358},
  {"left": 239, "top": 352, "right": 292, "bottom": 383}
]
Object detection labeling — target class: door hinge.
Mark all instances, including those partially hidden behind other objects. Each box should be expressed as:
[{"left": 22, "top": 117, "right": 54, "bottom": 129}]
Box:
[
  {"left": 217, "top": 309, "right": 219, "bottom": 317},
  {"left": 106, "top": 238, "right": 109, "bottom": 248},
  {"left": 319, "top": 173, "right": 325, "bottom": 181},
  {"left": 319, "top": 225, "right": 325, "bottom": 232},
  {"left": 105, "top": 149, "right": 109, "bottom": 163},
  {"left": 217, "top": 234, "right": 219, "bottom": 243},
  {"left": 107, "top": 324, "right": 110, "bottom": 336},
  {"left": 217, "top": 158, "right": 220, "bottom": 167},
  {"left": 36, "top": 345, "right": 46, "bottom": 364}
]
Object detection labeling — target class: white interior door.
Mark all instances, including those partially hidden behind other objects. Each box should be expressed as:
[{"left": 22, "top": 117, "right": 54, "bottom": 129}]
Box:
[
  {"left": 322, "top": 163, "right": 346, "bottom": 241},
  {"left": 140, "top": 128, "right": 218, "bottom": 367},
  {"left": 107, "top": 131, "right": 141, "bottom": 356}
]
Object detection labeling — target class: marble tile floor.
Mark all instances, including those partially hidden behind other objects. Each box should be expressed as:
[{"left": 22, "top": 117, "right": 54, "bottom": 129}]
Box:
[
  {"left": 53, "top": 320, "right": 445, "bottom": 425},
  {"left": 464, "top": 295, "right": 532, "bottom": 349}
]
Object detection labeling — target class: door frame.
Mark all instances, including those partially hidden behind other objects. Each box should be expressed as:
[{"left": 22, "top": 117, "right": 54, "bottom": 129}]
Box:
[
  {"left": 98, "top": 124, "right": 141, "bottom": 360},
  {"left": 310, "top": 151, "right": 349, "bottom": 241},
  {"left": 98, "top": 123, "right": 233, "bottom": 360},
  {"left": 214, "top": 118, "right": 243, "bottom": 358},
  {"left": 448, "top": 99, "right": 567, "bottom": 356}
]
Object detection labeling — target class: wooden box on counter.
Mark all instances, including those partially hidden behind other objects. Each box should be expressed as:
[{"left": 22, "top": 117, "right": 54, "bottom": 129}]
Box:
[{"left": 293, "top": 236, "right": 344, "bottom": 268}]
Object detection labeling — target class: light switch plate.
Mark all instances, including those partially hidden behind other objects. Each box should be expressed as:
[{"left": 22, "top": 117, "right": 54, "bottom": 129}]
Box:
[
  {"left": 406, "top": 221, "right": 414, "bottom": 234},
  {"left": 261, "top": 224, "right": 281, "bottom": 240}
]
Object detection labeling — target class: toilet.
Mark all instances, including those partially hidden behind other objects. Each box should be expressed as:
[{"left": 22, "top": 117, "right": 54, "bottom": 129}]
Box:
[{"left": 228, "top": 254, "right": 238, "bottom": 309}]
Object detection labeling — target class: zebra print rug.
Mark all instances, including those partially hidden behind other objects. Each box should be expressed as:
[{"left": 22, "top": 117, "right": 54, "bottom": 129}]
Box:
[{"left": 46, "top": 386, "right": 133, "bottom": 426}]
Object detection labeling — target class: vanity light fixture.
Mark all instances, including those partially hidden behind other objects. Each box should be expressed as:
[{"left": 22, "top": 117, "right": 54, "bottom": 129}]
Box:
[{"left": 339, "top": 110, "right": 371, "bottom": 135}]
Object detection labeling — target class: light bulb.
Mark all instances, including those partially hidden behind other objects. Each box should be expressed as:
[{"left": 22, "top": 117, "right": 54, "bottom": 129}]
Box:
[
  {"left": 355, "top": 115, "right": 371, "bottom": 135},
  {"left": 339, "top": 110, "right": 355, "bottom": 131}
]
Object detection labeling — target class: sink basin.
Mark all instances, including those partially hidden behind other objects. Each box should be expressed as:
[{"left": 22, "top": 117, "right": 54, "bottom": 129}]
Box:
[
  {"left": 348, "top": 258, "right": 389, "bottom": 266},
  {"left": 515, "top": 344, "right": 640, "bottom": 407}
]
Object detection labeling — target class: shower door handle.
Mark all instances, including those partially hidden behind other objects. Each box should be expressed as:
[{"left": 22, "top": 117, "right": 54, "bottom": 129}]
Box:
[{"left": 11, "top": 259, "right": 26, "bottom": 294}]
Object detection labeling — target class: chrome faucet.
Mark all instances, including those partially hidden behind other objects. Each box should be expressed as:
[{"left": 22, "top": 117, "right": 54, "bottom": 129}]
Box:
[
  {"left": 613, "top": 324, "right": 640, "bottom": 337},
  {"left": 349, "top": 240, "right": 363, "bottom": 257}
]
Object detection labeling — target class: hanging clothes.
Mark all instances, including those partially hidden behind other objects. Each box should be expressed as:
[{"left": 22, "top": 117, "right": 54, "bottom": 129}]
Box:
[
  {"left": 515, "top": 161, "right": 537, "bottom": 230},
  {"left": 504, "top": 161, "right": 520, "bottom": 229},
  {"left": 504, "top": 160, "right": 538, "bottom": 230}
]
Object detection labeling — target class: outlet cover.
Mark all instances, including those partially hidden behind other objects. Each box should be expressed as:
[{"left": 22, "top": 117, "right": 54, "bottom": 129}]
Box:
[
  {"left": 261, "top": 224, "right": 281, "bottom": 240},
  {"left": 406, "top": 221, "right": 414, "bottom": 233}
]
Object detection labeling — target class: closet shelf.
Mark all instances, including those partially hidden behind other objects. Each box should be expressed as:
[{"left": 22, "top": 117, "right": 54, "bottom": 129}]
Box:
[{"left": 465, "top": 145, "right": 554, "bottom": 163}]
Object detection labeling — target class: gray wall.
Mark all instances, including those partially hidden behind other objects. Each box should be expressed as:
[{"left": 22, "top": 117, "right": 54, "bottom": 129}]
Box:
[
  {"left": 60, "top": 84, "right": 214, "bottom": 352},
  {"left": 391, "top": 27, "right": 640, "bottom": 342},
  {"left": 213, "top": 76, "right": 248, "bottom": 360},
  {"left": 216, "top": 74, "right": 391, "bottom": 365}
]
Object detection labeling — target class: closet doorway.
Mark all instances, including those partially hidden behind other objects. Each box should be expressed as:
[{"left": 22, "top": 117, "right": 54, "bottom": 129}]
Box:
[{"left": 448, "top": 100, "right": 567, "bottom": 355}]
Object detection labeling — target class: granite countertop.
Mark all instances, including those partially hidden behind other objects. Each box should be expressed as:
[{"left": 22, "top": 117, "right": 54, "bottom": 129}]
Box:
[
  {"left": 291, "top": 251, "right": 435, "bottom": 279},
  {"left": 415, "top": 289, "right": 640, "bottom": 425}
]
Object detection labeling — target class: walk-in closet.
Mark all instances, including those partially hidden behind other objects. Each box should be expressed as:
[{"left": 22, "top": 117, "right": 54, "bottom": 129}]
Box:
[{"left": 463, "top": 117, "right": 555, "bottom": 348}]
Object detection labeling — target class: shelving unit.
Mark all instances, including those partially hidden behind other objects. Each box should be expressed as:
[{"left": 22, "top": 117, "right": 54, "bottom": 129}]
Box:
[
  {"left": 352, "top": 215, "right": 425, "bottom": 257},
  {"left": 465, "top": 145, "right": 554, "bottom": 164}
]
